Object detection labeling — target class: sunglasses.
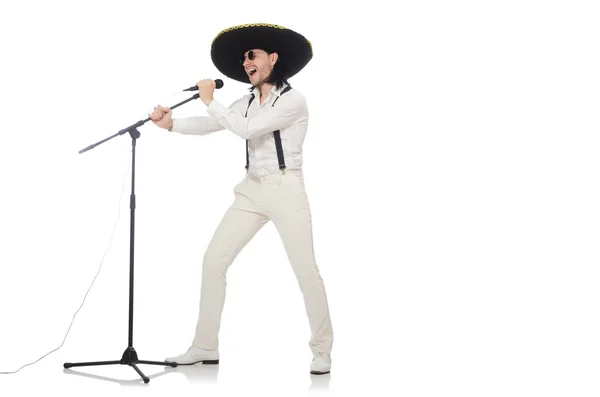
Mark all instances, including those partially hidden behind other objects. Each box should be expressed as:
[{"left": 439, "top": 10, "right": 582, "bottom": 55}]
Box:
[{"left": 239, "top": 50, "right": 265, "bottom": 64}]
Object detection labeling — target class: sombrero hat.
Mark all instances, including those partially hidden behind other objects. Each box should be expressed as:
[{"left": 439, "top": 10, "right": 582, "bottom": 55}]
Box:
[{"left": 210, "top": 23, "right": 312, "bottom": 84}]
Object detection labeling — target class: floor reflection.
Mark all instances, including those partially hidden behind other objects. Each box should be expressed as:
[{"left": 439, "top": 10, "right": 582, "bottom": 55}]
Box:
[
  {"left": 309, "top": 373, "right": 331, "bottom": 391},
  {"left": 62, "top": 367, "right": 171, "bottom": 386},
  {"left": 164, "top": 363, "right": 219, "bottom": 383}
]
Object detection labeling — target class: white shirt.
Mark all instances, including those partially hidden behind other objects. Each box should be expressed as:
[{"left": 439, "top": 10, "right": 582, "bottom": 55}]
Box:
[{"left": 171, "top": 83, "right": 309, "bottom": 177}]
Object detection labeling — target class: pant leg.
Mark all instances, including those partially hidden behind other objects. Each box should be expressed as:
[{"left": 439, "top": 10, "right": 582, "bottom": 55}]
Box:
[
  {"left": 265, "top": 171, "right": 334, "bottom": 356},
  {"left": 192, "top": 179, "right": 269, "bottom": 349}
]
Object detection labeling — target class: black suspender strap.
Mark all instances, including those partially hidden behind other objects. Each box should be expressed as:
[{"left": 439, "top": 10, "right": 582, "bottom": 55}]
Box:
[
  {"left": 272, "top": 85, "right": 292, "bottom": 172},
  {"left": 244, "top": 85, "right": 293, "bottom": 172},
  {"left": 244, "top": 94, "right": 255, "bottom": 170}
]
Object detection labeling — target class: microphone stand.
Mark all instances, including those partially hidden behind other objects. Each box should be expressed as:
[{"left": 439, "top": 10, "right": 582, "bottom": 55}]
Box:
[{"left": 64, "top": 93, "right": 200, "bottom": 383}]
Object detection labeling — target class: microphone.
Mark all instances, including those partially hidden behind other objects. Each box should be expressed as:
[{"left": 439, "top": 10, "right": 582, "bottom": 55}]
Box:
[{"left": 183, "top": 79, "right": 224, "bottom": 91}]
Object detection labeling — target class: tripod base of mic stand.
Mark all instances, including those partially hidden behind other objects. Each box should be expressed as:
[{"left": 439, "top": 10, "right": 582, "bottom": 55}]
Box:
[{"left": 63, "top": 347, "right": 177, "bottom": 383}]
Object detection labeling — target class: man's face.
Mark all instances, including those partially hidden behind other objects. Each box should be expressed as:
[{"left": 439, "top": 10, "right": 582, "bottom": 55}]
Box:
[{"left": 241, "top": 49, "right": 277, "bottom": 85}]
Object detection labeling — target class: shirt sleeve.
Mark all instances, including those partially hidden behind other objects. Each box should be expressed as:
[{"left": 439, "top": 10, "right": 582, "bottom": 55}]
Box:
[
  {"left": 171, "top": 116, "right": 225, "bottom": 135},
  {"left": 205, "top": 92, "right": 307, "bottom": 140},
  {"left": 170, "top": 95, "right": 251, "bottom": 136}
]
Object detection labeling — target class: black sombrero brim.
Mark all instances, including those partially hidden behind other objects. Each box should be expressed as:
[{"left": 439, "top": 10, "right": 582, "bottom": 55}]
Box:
[{"left": 211, "top": 23, "right": 313, "bottom": 84}]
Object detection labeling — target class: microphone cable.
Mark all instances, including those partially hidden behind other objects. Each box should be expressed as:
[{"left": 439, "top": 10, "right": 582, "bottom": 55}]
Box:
[
  {"left": 0, "top": 150, "right": 131, "bottom": 374},
  {"left": 0, "top": 85, "right": 202, "bottom": 375}
]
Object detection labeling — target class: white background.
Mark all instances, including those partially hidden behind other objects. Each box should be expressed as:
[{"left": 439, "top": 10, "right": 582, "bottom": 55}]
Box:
[{"left": 1, "top": 0, "right": 599, "bottom": 396}]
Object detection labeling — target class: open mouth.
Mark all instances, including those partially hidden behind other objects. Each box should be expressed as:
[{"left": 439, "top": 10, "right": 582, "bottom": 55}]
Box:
[{"left": 247, "top": 67, "right": 257, "bottom": 77}]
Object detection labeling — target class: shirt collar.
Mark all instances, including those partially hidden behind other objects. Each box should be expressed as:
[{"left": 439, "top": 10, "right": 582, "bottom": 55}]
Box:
[{"left": 251, "top": 82, "right": 289, "bottom": 100}]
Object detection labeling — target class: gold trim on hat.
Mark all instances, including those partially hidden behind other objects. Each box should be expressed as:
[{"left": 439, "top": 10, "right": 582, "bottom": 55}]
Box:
[{"left": 212, "top": 22, "right": 312, "bottom": 51}]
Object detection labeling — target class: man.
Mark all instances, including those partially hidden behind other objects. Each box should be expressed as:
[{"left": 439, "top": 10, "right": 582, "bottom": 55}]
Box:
[{"left": 149, "top": 23, "right": 333, "bottom": 375}]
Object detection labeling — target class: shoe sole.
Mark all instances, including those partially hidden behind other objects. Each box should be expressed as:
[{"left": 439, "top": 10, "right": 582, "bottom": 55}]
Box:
[
  {"left": 310, "top": 370, "right": 330, "bottom": 375},
  {"left": 166, "top": 359, "right": 219, "bottom": 365}
]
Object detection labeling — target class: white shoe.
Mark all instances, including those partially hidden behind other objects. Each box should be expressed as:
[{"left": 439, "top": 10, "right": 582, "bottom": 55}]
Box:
[
  {"left": 310, "top": 353, "right": 331, "bottom": 374},
  {"left": 165, "top": 346, "right": 219, "bottom": 365}
]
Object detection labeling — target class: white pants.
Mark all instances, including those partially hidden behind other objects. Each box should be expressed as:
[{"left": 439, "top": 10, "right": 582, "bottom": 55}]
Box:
[{"left": 191, "top": 169, "right": 334, "bottom": 356}]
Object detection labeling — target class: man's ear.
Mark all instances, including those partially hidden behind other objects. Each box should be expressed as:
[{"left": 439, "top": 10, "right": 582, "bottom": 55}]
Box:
[{"left": 270, "top": 52, "right": 279, "bottom": 65}]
